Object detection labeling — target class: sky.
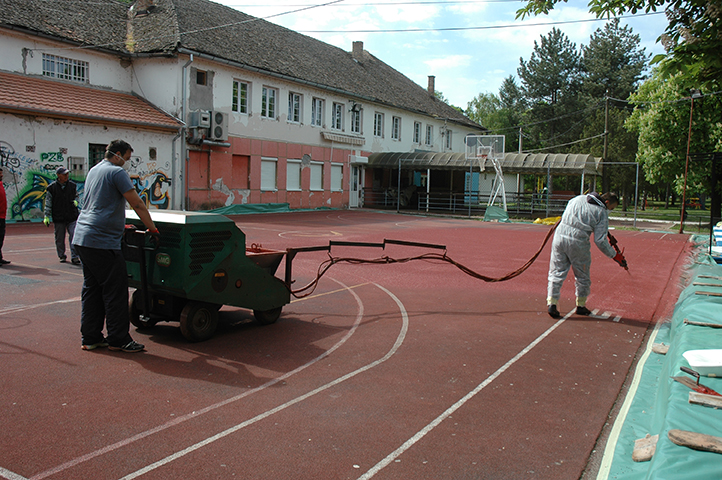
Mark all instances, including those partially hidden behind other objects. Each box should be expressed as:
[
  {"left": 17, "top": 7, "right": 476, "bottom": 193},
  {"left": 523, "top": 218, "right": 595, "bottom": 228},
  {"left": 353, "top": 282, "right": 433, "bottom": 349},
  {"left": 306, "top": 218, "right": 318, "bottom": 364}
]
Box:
[{"left": 212, "top": 0, "right": 669, "bottom": 109}]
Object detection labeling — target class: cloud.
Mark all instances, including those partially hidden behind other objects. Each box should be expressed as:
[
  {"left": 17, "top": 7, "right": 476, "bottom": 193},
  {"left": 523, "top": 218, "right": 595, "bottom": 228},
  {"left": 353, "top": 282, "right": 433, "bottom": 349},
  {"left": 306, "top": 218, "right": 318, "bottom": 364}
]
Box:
[
  {"left": 214, "top": 0, "right": 668, "bottom": 107},
  {"left": 424, "top": 54, "right": 472, "bottom": 70}
]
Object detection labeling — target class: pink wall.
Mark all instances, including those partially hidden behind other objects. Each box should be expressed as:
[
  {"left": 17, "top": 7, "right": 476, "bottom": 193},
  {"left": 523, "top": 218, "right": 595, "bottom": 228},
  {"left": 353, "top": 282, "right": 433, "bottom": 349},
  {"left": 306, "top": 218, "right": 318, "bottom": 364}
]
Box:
[{"left": 185, "top": 137, "right": 365, "bottom": 211}]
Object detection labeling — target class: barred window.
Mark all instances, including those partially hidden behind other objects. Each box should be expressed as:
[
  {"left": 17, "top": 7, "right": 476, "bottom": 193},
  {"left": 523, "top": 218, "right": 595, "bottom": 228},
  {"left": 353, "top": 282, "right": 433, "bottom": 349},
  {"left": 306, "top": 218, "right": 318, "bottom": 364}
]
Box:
[{"left": 42, "top": 54, "right": 88, "bottom": 83}]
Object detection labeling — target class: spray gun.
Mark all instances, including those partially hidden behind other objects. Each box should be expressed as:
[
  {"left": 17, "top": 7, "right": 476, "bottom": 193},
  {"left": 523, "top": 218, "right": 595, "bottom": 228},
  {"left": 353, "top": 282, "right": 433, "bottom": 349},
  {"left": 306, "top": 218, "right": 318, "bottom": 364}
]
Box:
[{"left": 607, "top": 232, "right": 628, "bottom": 271}]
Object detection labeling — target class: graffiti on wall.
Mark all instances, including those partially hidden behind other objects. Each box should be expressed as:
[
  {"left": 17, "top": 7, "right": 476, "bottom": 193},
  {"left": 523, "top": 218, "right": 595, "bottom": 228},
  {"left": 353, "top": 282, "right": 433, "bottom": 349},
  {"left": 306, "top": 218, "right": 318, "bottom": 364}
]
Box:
[
  {"left": 1, "top": 140, "right": 172, "bottom": 219},
  {"left": 130, "top": 171, "right": 172, "bottom": 210}
]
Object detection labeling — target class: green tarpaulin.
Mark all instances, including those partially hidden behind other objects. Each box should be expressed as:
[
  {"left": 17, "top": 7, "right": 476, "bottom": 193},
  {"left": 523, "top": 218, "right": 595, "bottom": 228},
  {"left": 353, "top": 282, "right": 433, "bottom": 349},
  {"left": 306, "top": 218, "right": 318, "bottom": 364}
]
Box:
[{"left": 598, "top": 241, "right": 722, "bottom": 480}]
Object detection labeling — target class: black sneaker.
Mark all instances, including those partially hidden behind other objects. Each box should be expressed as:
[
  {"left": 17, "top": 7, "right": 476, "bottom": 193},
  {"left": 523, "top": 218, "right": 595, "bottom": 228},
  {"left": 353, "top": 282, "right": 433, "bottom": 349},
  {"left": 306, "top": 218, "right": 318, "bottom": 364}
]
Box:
[
  {"left": 81, "top": 338, "right": 109, "bottom": 350},
  {"left": 0, "top": 259, "right": 9, "bottom": 265},
  {"left": 71, "top": 258, "right": 81, "bottom": 265},
  {"left": 59, "top": 256, "right": 67, "bottom": 263},
  {"left": 108, "top": 340, "right": 145, "bottom": 353},
  {"left": 576, "top": 306, "right": 592, "bottom": 316},
  {"left": 547, "top": 304, "right": 560, "bottom": 319}
]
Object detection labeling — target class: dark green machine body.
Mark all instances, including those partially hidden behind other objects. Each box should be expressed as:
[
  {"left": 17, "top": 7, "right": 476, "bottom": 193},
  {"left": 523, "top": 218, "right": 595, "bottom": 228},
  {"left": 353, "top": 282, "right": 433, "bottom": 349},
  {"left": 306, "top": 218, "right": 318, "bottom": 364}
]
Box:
[{"left": 124, "top": 210, "right": 289, "bottom": 341}]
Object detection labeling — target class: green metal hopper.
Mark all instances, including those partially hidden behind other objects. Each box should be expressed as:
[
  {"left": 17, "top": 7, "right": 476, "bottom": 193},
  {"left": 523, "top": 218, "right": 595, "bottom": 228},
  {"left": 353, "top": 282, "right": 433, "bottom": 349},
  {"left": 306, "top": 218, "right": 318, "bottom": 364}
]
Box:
[{"left": 124, "top": 210, "right": 289, "bottom": 341}]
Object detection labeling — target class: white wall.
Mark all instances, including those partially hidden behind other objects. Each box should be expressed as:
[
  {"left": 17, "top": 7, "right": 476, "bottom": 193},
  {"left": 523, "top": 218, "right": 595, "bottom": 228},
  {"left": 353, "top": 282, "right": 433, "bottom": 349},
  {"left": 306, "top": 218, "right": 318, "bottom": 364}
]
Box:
[
  {"left": 0, "top": 113, "right": 180, "bottom": 219},
  {"left": 0, "top": 28, "right": 133, "bottom": 92}
]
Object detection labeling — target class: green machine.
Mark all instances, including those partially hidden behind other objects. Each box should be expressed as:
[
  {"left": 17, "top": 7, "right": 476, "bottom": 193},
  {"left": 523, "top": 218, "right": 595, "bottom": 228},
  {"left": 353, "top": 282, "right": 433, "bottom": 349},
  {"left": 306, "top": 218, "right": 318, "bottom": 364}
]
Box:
[{"left": 124, "top": 210, "right": 289, "bottom": 342}]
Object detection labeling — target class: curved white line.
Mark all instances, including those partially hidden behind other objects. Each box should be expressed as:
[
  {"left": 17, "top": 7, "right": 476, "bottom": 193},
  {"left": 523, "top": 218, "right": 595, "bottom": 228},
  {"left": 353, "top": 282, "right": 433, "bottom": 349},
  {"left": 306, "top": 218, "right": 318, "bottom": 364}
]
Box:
[
  {"left": 29, "top": 278, "right": 365, "bottom": 480},
  {"left": 357, "top": 308, "right": 574, "bottom": 480},
  {"left": 119, "top": 282, "right": 408, "bottom": 480}
]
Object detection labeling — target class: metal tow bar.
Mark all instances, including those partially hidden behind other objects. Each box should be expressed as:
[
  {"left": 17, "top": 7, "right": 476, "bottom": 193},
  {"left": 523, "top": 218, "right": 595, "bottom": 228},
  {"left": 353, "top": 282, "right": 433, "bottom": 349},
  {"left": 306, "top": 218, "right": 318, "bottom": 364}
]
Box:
[{"left": 284, "top": 239, "right": 447, "bottom": 287}]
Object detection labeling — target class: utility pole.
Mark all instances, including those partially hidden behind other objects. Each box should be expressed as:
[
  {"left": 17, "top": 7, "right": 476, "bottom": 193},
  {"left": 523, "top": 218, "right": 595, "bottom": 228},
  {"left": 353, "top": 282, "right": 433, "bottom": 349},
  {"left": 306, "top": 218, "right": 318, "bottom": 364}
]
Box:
[
  {"left": 602, "top": 96, "right": 609, "bottom": 193},
  {"left": 680, "top": 90, "right": 702, "bottom": 234}
]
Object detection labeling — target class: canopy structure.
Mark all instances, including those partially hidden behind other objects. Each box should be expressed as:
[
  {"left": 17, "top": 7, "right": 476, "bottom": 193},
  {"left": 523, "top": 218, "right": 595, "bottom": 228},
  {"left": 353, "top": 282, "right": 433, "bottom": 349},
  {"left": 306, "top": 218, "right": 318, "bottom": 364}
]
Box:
[{"left": 367, "top": 152, "right": 602, "bottom": 176}]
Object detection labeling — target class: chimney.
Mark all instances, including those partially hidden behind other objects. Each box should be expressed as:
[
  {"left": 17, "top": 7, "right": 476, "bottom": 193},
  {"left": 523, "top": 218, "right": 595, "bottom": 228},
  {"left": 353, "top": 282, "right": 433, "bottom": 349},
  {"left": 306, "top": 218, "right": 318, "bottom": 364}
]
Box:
[
  {"left": 352, "top": 41, "right": 363, "bottom": 62},
  {"left": 131, "top": 0, "right": 157, "bottom": 17},
  {"left": 428, "top": 76, "right": 435, "bottom": 95}
]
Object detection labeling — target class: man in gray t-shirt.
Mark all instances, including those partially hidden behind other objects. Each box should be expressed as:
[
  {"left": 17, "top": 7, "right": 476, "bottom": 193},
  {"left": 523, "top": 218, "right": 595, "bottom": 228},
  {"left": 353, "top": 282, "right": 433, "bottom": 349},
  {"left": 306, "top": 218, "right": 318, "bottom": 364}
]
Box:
[{"left": 73, "top": 139, "right": 158, "bottom": 353}]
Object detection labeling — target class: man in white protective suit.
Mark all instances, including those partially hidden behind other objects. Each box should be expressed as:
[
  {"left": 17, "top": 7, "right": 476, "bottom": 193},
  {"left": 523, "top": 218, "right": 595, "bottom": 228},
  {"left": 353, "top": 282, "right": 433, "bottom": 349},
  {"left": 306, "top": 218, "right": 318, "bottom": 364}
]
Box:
[{"left": 547, "top": 192, "right": 626, "bottom": 319}]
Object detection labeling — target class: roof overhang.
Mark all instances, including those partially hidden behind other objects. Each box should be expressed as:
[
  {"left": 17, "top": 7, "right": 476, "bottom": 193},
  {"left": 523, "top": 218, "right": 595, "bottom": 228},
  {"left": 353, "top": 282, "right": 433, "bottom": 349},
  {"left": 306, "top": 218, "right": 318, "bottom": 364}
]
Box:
[
  {"left": 367, "top": 152, "right": 602, "bottom": 176},
  {"left": 0, "top": 71, "right": 183, "bottom": 133}
]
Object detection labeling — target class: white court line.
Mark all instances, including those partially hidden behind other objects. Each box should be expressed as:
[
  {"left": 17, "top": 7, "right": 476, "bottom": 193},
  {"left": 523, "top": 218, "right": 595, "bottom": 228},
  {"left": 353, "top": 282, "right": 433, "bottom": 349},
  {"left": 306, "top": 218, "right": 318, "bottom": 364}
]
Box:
[
  {"left": 118, "top": 283, "right": 408, "bottom": 480},
  {"left": 596, "top": 319, "right": 662, "bottom": 480},
  {"left": 0, "top": 297, "right": 80, "bottom": 316},
  {"left": 0, "top": 467, "right": 26, "bottom": 480},
  {"left": 24, "top": 279, "right": 365, "bottom": 480},
  {"left": 357, "top": 309, "right": 575, "bottom": 480}
]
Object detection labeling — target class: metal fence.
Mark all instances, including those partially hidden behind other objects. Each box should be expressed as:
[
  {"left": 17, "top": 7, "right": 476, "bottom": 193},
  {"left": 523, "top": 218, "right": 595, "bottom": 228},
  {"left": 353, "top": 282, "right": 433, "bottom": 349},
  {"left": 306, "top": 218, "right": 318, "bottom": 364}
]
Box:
[{"left": 361, "top": 188, "right": 572, "bottom": 218}]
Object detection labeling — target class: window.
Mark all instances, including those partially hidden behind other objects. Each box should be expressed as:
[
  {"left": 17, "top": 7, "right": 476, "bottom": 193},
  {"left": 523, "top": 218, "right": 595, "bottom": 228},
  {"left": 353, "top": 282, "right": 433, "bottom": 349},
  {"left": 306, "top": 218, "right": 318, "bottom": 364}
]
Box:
[
  {"left": 88, "top": 144, "right": 105, "bottom": 169},
  {"left": 196, "top": 70, "right": 207, "bottom": 86},
  {"left": 232, "top": 80, "right": 249, "bottom": 114},
  {"left": 373, "top": 112, "right": 384, "bottom": 137},
  {"left": 42, "top": 53, "right": 88, "bottom": 83},
  {"left": 392, "top": 117, "right": 401, "bottom": 140},
  {"left": 288, "top": 92, "right": 301, "bottom": 123},
  {"left": 445, "top": 129, "right": 452, "bottom": 149},
  {"left": 261, "top": 87, "right": 277, "bottom": 119},
  {"left": 310, "top": 162, "right": 323, "bottom": 191},
  {"left": 413, "top": 122, "right": 421, "bottom": 143},
  {"left": 261, "top": 158, "right": 277, "bottom": 190},
  {"left": 425, "top": 125, "right": 433, "bottom": 146},
  {"left": 332, "top": 103, "right": 344, "bottom": 130},
  {"left": 311, "top": 98, "right": 324, "bottom": 126},
  {"left": 286, "top": 160, "right": 302, "bottom": 191},
  {"left": 351, "top": 108, "right": 361, "bottom": 134},
  {"left": 331, "top": 163, "right": 343, "bottom": 192}
]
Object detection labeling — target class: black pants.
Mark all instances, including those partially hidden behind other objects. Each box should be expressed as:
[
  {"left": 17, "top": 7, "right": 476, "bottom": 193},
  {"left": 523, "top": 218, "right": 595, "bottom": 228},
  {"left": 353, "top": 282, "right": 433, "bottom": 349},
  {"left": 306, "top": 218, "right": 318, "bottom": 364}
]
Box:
[
  {"left": 75, "top": 245, "right": 132, "bottom": 347},
  {"left": 53, "top": 220, "right": 78, "bottom": 260}
]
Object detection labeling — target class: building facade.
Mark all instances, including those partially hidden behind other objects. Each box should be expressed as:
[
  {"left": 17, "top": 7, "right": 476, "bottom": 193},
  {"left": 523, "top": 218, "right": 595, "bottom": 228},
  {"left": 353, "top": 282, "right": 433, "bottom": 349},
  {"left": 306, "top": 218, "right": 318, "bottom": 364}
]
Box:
[{"left": 0, "top": 0, "right": 484, "bottom": 220}]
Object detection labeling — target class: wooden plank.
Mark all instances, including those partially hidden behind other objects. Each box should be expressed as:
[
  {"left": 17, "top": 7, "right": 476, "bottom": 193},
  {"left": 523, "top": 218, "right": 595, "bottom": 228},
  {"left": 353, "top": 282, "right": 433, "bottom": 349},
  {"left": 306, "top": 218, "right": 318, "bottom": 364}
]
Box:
[
  {"left": 672, "top": 376, "right": 701, "bottom": 391},
  {"left": 693, "top": 282, "right": 722, "bottom": 287},
  {"left": 695, "top": 291, "right": 722, "bottom": 297},
  {"left": 684, "top": 318, "right": 722, "bottom": 328},
  {"left": 669, "top": 429, "right": 722, "bottom": 454},
  {"left": 699, "top": 275, "right": 722, "bottom": 280},
  {"left": 689, "top": 391, "right": 722, "bottom": 409},
  {"left": 632, "top": 434, "right": 658, "bottom": 462}
]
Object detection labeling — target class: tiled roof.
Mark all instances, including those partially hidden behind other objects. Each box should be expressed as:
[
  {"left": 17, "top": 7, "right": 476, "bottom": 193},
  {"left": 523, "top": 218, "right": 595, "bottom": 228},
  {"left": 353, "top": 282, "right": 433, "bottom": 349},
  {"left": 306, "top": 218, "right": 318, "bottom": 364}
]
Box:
[
  {"left": 0, "top": 71, "right": 182, "bottom": 131},
  {"left": 0, "top": 0, "right": 482, "bottom": 130}
]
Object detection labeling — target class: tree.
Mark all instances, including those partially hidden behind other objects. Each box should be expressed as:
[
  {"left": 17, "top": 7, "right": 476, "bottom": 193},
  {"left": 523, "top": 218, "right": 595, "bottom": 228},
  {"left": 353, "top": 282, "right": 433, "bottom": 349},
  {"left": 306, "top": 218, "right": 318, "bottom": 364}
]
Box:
[
  {"left": 517, "top": 28, "right": 585, "bottom": 152},
  {"left": 625, "top": 69, "right": 722, "bottom": 218},
  {"left": 580, "top": 18, "right": 649, "bottom": 200},
  {"left": 517, "top": 0, "right": 722, "bottom": 91},
  {"left": 465, "top": 77, "right": 527, "bottom": 151},
  {"left": 581, "top": 18, "right": 649, "bottom": 101}
]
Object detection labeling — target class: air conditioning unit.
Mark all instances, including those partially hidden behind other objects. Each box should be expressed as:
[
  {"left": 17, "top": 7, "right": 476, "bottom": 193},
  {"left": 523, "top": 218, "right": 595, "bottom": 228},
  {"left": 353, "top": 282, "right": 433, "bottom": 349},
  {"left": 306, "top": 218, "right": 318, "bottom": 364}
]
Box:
[
  {"left": 210, "top": 111, "right": 229, "bottom": 141},
  {"left": 189, "top": 109, "right": 211, "bottom": 128}
]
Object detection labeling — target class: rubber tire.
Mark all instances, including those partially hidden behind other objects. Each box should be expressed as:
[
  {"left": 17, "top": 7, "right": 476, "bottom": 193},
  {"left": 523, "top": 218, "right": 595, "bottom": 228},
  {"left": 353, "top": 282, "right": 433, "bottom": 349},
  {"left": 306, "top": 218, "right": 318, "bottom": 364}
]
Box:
[
  {"left": 129, "top": 290, "right": 157, "bottom": 329},
  {"left": 180, "top": 302, "right": 219, "bottom": 342},
  {"left": 253, "top": 307, "right": 282, "bottom": 325}
]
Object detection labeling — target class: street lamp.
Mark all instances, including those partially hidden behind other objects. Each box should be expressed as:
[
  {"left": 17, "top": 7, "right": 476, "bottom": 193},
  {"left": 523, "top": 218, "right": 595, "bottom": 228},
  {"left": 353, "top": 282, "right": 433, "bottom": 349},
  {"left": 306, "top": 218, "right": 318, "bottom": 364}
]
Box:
[{"left": 680, "top": 89, "right": 703, "bottom": 234}]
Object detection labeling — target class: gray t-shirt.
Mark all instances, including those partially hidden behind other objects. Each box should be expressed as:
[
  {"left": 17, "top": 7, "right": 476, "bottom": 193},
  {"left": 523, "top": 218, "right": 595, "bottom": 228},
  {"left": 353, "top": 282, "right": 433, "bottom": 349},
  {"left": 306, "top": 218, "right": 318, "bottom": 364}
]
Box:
[{"left": 72, "top": 159, "right": 134, "bottom": 250}]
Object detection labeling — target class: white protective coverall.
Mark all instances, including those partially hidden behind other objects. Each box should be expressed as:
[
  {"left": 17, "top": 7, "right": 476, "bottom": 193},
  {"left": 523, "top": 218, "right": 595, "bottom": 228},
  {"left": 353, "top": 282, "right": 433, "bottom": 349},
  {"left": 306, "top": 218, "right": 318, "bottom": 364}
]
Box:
[{"left": 547, "top": 193, "right": 616, "bottom": 304}]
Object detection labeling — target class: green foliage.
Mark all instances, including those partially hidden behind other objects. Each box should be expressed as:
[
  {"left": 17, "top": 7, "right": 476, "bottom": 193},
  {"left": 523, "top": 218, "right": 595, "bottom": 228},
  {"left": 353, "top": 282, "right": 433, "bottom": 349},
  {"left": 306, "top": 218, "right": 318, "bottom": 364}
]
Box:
[
  {"left": 465, "top": 77, "right": 526, "bottom": 150},
  {"left": 581, "top": 18, "right": 649, "bottom": 100},
  {"left": 517, "top": 28, "right": 586, "bottom": 152},
  {"left": 625, "top": 70, "right": 722, "bottom": 201},
  {"left": 517, "top": 0, "right": 722, "bottom": 91}
]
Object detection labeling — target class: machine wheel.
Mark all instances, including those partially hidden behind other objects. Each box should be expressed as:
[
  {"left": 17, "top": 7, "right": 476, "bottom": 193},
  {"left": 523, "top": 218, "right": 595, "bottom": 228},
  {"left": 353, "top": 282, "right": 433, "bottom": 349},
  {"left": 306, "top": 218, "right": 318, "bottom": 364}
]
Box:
[
  {"left": 129, "top": 290, "right": 157, "bottom": 329},
  {"left": 180, "top": 302, "right": 219, "bottom": 342},
  {"left": 253, "top": 307, "right": 282, "bottom": 325}
]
